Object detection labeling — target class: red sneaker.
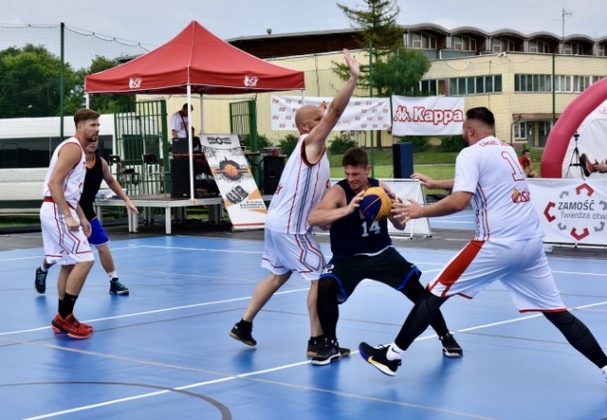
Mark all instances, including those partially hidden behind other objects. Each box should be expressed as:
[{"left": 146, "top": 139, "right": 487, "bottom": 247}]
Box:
[{"left": 51, "top": 314, "right": 93, "bottom": 339}]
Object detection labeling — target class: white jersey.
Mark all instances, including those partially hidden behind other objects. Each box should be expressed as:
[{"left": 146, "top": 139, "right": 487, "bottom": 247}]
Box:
[
  {"left": 453, "top": 135, "right": 543, "bottom": 241},
  {"left": 42, "top": 137, "right": 86, "bottom": 207},
  {"left": 264, "top": 135, "right": 330, "bottom": 234}
]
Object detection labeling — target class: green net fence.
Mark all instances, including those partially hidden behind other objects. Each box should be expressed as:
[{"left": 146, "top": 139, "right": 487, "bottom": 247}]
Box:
[{"left": 0, "top": 23, "right": 149, "bottom": 120}]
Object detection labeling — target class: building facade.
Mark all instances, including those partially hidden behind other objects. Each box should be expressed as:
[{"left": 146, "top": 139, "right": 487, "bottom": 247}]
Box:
[{"left": 164, "top": 24, "right": 607, "bottom": 149}]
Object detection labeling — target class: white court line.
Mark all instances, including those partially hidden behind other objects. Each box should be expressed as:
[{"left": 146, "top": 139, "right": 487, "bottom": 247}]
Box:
[
  {"left": 0, "top": 288, "right": 309, "bottom": 337},
  {"left": 0, "top": 246, "right": 140, "bottom": 263},
  {"left": 24, "top": 299, "right": 607, "bottom": 420}
]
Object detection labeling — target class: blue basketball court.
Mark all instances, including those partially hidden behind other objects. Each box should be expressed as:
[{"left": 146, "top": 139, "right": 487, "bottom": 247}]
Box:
[{"left": 0, "top": 222, "right": 606, "bottom": 419}]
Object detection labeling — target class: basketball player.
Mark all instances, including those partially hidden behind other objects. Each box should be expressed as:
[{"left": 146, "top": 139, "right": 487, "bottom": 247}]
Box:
[
  {"left": 307, "top": 148, "right": 462, "bottom": 365},
  {"left": 359, "top": 107, "right": 607, "bottom": 382},
  {"left": 39, "top": 109, "right": 98, "bottom": 339},
  {"left": 229, "top": 49, "right": 359, "bottom": 356},
  {"left": 35, "top": 139, "right": 137, "bottom": 296}
]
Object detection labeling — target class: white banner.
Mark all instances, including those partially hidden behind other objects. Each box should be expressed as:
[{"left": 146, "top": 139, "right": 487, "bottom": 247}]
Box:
[
  {"left": 270, "top": 95, "right": 391, "bottom": 131},
  {"left": 381, "top": 179, "right": 431, "bottom": 237},
  {"left": 528, "top": 179, "right": 607, "bottom": 246},
  {"left": 199, "top": 134, "right": 267, "bottom": 230},
  {"left": 391, "top": 96, "right": 465, "bottom": 136}
]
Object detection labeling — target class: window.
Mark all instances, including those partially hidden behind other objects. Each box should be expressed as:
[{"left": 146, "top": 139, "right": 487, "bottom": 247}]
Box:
[
  {"left": 563, "top": 42, "right": 585, "bottom": 55},
  {"left": 411, "top": 32, "right": 437, "bottom": 49},
  {"left": 514, "top": 121, "right": 527, "bottom": 140},
  {"left": 453, "top": 35, "right": 477, "bottom": 51},
  {"left": 447, "top": 75, "right": 502, "bottom": 95},
  {"left": 493, "top": 37, "right": 516, "bottom": 53},
  {"left": 528, "top": 39, "right": 550, "bottom": 53}
]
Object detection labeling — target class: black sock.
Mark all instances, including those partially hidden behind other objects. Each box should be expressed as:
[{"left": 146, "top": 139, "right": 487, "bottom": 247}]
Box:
[
  {"left": 316, "top": 278, "right": 339, "bottom": 341},
  {"left": 395, "top": 290, "right": 447, "bottom": 350},
  {"left": 59, "top": 292, "right": 78, "bottom": 318},
  {"left": 544, "top": 311, "right": 607, "bottom": 368},
  {"left": 239, "top": 319, "right": 252, "bottom": 328},
  {"left": 402, "top": 279, "right": 449, "bottom": 337}
]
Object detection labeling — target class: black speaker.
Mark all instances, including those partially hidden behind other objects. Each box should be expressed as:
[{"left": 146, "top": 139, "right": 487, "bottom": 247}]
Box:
[
  {"left": 171, "top": 159, "right": 191, "bottom": 198},
  {"left": 392, "top": 143, "right": 414, "bottom": 178},
  {"left": 263, "top": 156, "right": 285, "bottom": 194}
]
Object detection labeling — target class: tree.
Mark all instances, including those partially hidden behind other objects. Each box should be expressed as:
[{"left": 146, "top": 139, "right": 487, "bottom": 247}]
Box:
[
  {"left": 371, "top": 47, "right": 430, "bottom": 97},
  {"left": 333, "top": 0, "right": 403, "bottom": 91},
  {"left": 333, "top": 0, "right": 405, "bottom": 148},
  {"left": 0, "top": 44, "right": 78, "bottom": 118},
  {"left": 64, "top": 56, "right": 136, "bottom": 114}
]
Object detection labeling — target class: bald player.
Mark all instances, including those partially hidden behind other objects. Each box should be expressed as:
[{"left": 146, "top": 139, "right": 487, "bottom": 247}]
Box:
[{"left": 229, "top": 49, "right": 360, "bottom": 357}]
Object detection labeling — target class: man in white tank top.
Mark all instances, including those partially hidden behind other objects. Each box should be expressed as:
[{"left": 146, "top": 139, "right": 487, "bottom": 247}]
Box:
[
  {"left": 40, "top": 109, "right": 100, "bottom": 339},
  {"left": 230, "top": 49, "right": 360, "bottom": 357},
  {"left": 358, "top": 107, "right": 607, "bottom": 382}
]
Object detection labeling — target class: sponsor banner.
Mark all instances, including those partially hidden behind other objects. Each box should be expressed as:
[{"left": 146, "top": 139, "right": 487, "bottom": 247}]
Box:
[
  {"left": 391, "top": 96, "right": 464, "bottom": 136},
  {"left": 316, "top": 179, "right": 431, "bottom": 238},
  {"left": 381, "top": 179, "right": 431, "bottom": 237},
  {"left": 270, "top": 96, "right": 391, "bottom": 131},
  {"left": 528, "top": 179, "right": 607, "bottom": 245},
  {"left": 199, "top": 134, "right": 267, "bottom": 230}
]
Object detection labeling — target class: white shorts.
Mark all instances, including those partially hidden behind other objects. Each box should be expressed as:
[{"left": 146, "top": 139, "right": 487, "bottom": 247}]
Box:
[
  {"left": 428, "top": 237, "right": 565, "bottom": 312},
  {"left": 40, "top": 202, "right": 94, "bottom": 265},
  {"left": 261, "top": 229, "right": 325, "bottom": 281}
]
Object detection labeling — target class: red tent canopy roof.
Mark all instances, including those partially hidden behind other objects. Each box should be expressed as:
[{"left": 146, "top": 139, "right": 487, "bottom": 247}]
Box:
[{"left": 85, "top": 21, "right": 305, "bottom": 95}]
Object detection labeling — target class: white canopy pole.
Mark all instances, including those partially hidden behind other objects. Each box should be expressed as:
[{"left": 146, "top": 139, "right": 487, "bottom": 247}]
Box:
[
  {"left": 187, "top": 85, "right": 194, "bottom": 199},
  {"left": 85, "top": 93, "right": 90, "bottom": 108},
  {"left": 199, "top": 94, "right": 204, "bottom": 133}
]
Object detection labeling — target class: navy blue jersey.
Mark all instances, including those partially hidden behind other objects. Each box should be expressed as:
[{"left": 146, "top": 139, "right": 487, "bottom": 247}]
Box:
[
  {"left": 79, "top": 153, "right": 104, "bottom": 221},
  {"left": 329, "top": 178, "right": 392, "bottom": 257}
]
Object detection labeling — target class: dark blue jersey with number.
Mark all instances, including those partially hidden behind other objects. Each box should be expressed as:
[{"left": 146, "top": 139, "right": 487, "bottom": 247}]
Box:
[{"left": 329, "top": 178, "right": 392, "bottom": 258}]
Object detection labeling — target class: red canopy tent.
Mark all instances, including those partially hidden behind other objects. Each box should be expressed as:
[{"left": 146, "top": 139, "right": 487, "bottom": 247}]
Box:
[
  {"left": 85, "top": 21, "right": 305, "bottom": 198},
  {"left": 85, "top": 21, "right": 305, "bottom": 95}
]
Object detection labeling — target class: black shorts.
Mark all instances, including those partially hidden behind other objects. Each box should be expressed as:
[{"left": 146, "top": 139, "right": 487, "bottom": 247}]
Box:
[{"left": 319, "top": 247, "right": 421, "bottom": 304}]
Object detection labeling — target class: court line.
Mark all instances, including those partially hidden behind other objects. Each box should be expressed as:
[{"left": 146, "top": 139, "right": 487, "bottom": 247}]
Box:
[
  {"left": 0, "top": 288, "right": 309, "bottom": 337},
  {"left": 20, "top": 299, "right": 607, "bottom": 419}
]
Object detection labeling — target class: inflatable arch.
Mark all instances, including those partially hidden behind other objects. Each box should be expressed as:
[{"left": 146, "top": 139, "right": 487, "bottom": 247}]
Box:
[{"left": 541, "top": 77, "right": 607, "bottom": 177}]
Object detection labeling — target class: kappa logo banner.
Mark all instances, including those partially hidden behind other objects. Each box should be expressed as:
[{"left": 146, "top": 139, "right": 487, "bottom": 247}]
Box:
[
  {"left": 391, "top": 96, "right": 464, "bottom": 136},
  {"left": 271, "top": 96, "right": 391, "bottom": 131},
  {"left": 527, "top": 179, "right": 607, "bottom": 246}
]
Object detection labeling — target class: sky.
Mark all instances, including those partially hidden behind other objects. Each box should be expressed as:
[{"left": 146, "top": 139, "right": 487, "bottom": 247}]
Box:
[{"left": 3, "top": 0, "right": 607, "bottom": 50}]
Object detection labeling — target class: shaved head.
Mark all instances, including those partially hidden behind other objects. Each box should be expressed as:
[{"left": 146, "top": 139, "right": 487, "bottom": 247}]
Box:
[{"left": 295, "top": 105, "right": 323, "bottom": 133}]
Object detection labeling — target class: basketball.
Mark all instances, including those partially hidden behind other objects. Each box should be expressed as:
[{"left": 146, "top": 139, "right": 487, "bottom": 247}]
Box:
[{"left": 359, "top": 187, "right": 393, "bottom": 222}]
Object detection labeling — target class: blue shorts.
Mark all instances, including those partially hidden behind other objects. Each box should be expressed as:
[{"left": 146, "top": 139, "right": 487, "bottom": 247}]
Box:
[{"left": 88, "top": 217, "right": 110, "bottom": 247}]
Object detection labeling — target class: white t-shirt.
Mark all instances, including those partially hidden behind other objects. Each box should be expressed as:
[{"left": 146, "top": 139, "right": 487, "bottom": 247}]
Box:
[
  {"left": 264, "top": 135, "right": 330, "bottom": 234},
  {"left": 453, "top": 135, "right": 543, "bottom": 241},
  {"left": 42, "top": 137, "right": 86, "bottom": 207},
  {"left": 171, "top": 111, "right": 188, "bottom": 138}
]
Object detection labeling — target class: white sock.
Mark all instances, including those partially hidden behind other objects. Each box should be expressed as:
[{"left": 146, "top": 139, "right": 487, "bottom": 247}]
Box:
[
  {"left": 387, "top": 343, "right": 404, "bottom": 361},
  {"left": 108, "top": 271, "right": 117, "bottom": 280},
  {"left": 40, "top": 265, "right": 48, "bottom": 273}
]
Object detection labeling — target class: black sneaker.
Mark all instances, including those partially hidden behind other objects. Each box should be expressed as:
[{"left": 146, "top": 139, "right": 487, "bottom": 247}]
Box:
[
  {"left": 307, "top": 337, "right": 351, "bottom": 358},
  {"left": 229, "top": 320, "right": 257, "bottom": 346},
  {"left": 109, "top": 278, "right": 130, "bottom": 295},
  {"left": 311, "top": 338, "right": 341, "bottom": 366},
  {"left": 35, "top": 267, "right": 47, "bottom": 294},
  {"left": 359, "top": 342, "right": 401, "bottom": 376},
  {"left": 439, "top": 333, "right": 463, "bottom": 358}
]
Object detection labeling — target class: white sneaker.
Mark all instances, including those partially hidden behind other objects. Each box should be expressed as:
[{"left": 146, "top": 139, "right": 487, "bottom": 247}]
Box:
[{"left": 602, "top": 365, "right": 607, "bottom": 383}]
